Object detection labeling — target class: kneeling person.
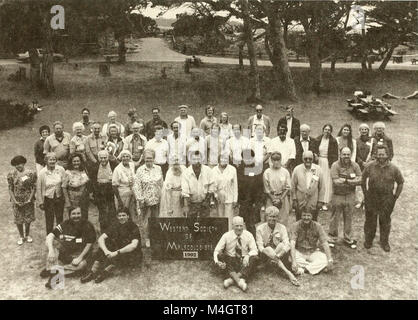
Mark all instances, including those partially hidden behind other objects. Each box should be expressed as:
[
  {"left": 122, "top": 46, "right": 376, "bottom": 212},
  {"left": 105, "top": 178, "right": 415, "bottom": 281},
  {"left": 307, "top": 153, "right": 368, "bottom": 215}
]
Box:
[
  {"left": 40, "top": 206, "right": 96, "bottom": 288},
  {"left": 81, "top": 209, "right": 141, "bottom": 283},
  {"left": 213, "top": 216, "right": 258, "bottom": 292},
  {"left": 256, "top": 206, "right": 299, "bottom": 286}
]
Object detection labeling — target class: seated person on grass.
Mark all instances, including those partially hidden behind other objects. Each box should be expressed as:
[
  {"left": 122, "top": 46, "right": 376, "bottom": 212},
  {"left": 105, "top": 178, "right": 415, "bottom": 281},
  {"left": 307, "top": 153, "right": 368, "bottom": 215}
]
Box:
[
  {"left": 81, "top": 209, "right": 142, "bottom": 284},
  {"left": 290, "top": 210, "right": 334, "bottom": 276},
  {"left": 213, "top": 216, "right": 258, "bottom": 292},
  {"left": 40, "top": 206, "right": 96, "bottom": 288},
  {"left": 256, "top": 206, "right": 300, "bottom": 286}
]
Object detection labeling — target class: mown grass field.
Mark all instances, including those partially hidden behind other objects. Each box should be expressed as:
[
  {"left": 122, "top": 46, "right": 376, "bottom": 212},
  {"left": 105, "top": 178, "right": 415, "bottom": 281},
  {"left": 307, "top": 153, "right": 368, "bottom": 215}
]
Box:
[{"left": 0, "top": 61, "right": 416, "bottom": 300}]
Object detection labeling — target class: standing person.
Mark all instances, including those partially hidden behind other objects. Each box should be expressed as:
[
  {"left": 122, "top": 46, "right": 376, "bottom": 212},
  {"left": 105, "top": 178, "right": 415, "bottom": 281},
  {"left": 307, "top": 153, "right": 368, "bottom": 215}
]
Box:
[
  {"left": 291, "top": 151, "right": 325, "bottom": 222},
  {"left": 7, "top": 156, "right": 37, "bottom": 245},
  {"left": 80, "top": 209, "right": 141, "bottom": 284},
  {"left": 219, "top": 112, "right": 233, "bottom": 141},
  {"left": 102, "top": 111, "right": 125, "bottom": 138},
  {"left": 85, "top": 122, "right": 107, "bottom": 184},
  {"left": 145, "top": 125, "right": 169, "bottom": 178},
  {"left": 112, "top": 150, "right": 136, "bottom": 218},
  {"left": 290, "top": 210, "right": 333, "bottom": 275},
  {"left": 181, "top": 151, "right": 214, "bottom": 218},
  {"left": 316, "top": 123, "right": 338, "bottom": 211},
  {"left": 328, "top": 147, "right": 362, "bottom": 249},
  {"left": 37, "top": 152, "right": 66, "bottom": 234},
  {"left": 362, "top": 145, "right": 404, "bottom": 252},
  {"left": 249, "top": 124, "right": 271, "bottom": 170},
  {"left": 355, "top": 123, "right": 372, "bottom": 208},
  {"left": 336, "top": 123, "right": 357, "bottom": 162},
  {"left": 200, "top": 105, "right": 218, "bottom": 135},
  {"left": 133, "top": 149, "right": 163, "bottom": 265},
  {"left": 256, "top": 206, "right": 299, "bottom": 286},
  {"left": 62, "top": 154, "right": 90, "bottom": 220},
  {"left": 213, "top": 216, "right": 259, "bottom": 292},
  {"left": 124, "top": 108, "right": 140, "bottom": 137},
  {"left": 211, "top": 155, "right": 238, "bottom": 230},
  {"left": 34, "top": 125, "right": 50, "bottom": 175},
  {"left": 80, "top": 108, "right": 94, "bottom": 136},
  {"left": 370, "top": 122, "right": 394, "bottom": 161},
  {"left": 160, "top": 157, "right": 186, "bottom": 217},
  {"left": 106, "top": 125, "right": 124, "bottom": 168},
  {"left": 43, "top": 121, "right": 71, "bottom": 169},
  {"left": 69, "top": 122, "right": 88, "bottom": 162},
  {"left": 186, "top": 127, "right": 207, "bottom": 165},
  {"left": 277, "top": 105, "right": 300, "bottom": 139},
  {"left": 174, "top": 105, "right": 196, "bottom": 138},
  {"left": 266, "top": 124, "right": 296, "bottom": 172},
  {"left": 294, "top": 124, "right": 318, "bottom": 167},
  {"left": 167, "top": 121, "right": 187, "bottom": 166},
  {"left": 263, "top": 152, "right": 291, "bottom": 226},
  {"left": 247, "top": 104, "right": 272, "bottom": 137},
  {"left": 226, "top": 124, "right": 250, "bottom": 167},
  {"left": 206, "top": 123, "right": 226, "bottom": 168},
  {"left": 237, "top": 149, "right": 264, "bottom": 237},
  {"left": 123, "top": 122, "right": 147, "bottom": 169},
  {"left": 95, "top": 150, "right": 116, "bottom": 232},
  {"left": 144, "top": 107, "right": 168, "bottom": 140}
]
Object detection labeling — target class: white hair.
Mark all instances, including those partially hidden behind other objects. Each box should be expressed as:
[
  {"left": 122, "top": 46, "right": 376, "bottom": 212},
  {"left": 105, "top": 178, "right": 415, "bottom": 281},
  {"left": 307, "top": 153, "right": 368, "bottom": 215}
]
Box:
[
  {"left": 72, "top": 122, "right": 85, "bottom": 132},
  {"left": 232, "top": 216, "right": 244, "bottom": 225},
  {"left": 300, "top": 124, "right": 310, "bottom": 131},
  {"left": 373, "top": 122, "right": 385, "bottom": 130}
]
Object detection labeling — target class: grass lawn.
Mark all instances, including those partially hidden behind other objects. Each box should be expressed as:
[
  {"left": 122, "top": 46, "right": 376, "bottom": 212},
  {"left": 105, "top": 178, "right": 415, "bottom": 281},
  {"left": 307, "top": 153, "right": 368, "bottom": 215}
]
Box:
[{"left": 0, "top": 61, "right": 417, "bottom": 300}]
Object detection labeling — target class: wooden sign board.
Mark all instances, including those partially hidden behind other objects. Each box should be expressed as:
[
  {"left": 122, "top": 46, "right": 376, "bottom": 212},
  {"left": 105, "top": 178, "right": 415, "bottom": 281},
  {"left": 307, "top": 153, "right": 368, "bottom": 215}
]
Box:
[{"left": 149, "top": 218, "right": 228, "bottom": 260}]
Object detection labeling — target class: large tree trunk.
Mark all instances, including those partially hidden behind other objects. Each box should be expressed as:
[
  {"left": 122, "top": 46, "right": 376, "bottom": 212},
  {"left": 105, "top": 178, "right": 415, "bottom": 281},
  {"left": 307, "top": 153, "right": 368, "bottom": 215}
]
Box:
[
  {"left": 361, "top": 24, "right": 368, "bottom": 71},
  {"left": 379, "top": 44, "right": 397, "bottom": 71},
  {"left": 265, "top": 9, "right": 297, "bottom": 101},
  {"left": 238, "top": 43, "right": 244, "bottom": 69},
  {"left": 29, "top": 47, "right": 41, "bottom": 89},
  {"left": 307, "top": 35, "right": 323, "bottom": 94},
  {"left": 241, "top": 0, "right": 261, "bottom": 102},
  {"left": 117, "top": 34, "right": 127, "bottom": 64},
  {"left": 41, "top": 27, "right": 55, "bottom": 95}
]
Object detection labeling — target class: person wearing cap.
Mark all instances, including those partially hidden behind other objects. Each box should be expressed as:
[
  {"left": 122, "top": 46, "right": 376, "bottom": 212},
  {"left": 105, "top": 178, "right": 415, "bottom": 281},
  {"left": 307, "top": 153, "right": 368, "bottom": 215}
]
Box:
[
  {"left": 328, "top": 147, "right": 362, "bottom": 249},
  {"left": 43, "top": 121, "right": 72, "bottom": 169},
  {"left": 123, "top": 121, "right": 147, "bottom": 169},
  {"left": 291, "top": 150, "right": 325, "bottom": 221},
  {"left": 200, "top": 105, "right": 218, "bottom": 136},
  {"left": 69, "top": 122, "right": 88, "bottom": 162},
  {"left": 256, "top": 206, "right": 299, "bottom": 286},
  {"left": 290, "top": 210, "right": 333, "bottom": 275},
  {"left": 102, "top": 111, "right": 125, "bottom": 138},
  {"left": 7, "top": 155, "right": 37, "bottom": 245},
  {"left": 294, "top": 124, "right": 318, "bottom": 167},
  {"left": 247, "top": 104, "right": 272, "bottom": 137},
  {"left": 125, "top": 108, "right": 140, "bottom": 137},
  {"left": 370, "top": 122, "right": 394, "bottom": 161},
  {"left": 277, "top": 105, "right": 300, "bottom": 139},
  {"left": 174, "top": 105, "right": 197, "bottom": 138},
  {"left": 145, "top": 125, "right": 169, "bottom": 178},
  {"left": 145, "top": 107, "right": 168, "bottom": 140},
  {"left": 213, "top": 216, "right": 259, "bottom": 292},
  {"left": 355, "top": 123, "right": 372, "bottom": 208},
  {"left": 80, "top": 108, "right": 94, "bottom": 136},
  {"left": 94, "top": 150, "right": 116, "bottom": 232},
  {"left": 266, "top": 124, "right": 296, "bottom": 172},
  {"left": 80, "top": 209, "right": 141, "bottom": 284},
  {"left": 34, "top": 125, "right": 51, "bottom": 174}
]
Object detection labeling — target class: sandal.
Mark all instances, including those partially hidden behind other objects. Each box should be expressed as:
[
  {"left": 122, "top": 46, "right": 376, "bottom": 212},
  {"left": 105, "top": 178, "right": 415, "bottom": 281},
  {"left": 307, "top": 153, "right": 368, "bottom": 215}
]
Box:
[{"left": 344, "top": 239, "right": 357, "bottom": 249}]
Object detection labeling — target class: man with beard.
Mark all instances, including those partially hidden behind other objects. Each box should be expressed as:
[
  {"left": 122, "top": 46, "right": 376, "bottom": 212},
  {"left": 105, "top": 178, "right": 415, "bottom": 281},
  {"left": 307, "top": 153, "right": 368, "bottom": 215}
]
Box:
[
  {"left": 43, "top": 121, "right": 72, "bottom": 169},
  {"left": 290, "top": 210, "right": 333, "bottom": 275},
  {"left": 40, "top": 206, "right": 96, "bottom": 288},
  {"left": 328, "top": 147, "right": 362, "bottom": 249},
  {"left": 145, "top": 107, "right": 168, "bottom": 140},
  {"left": 362, "top": 145, "right": 404, "bottom": 252},
  {"left": 81, "top": 209, "right": 141, "bottom": 283}
]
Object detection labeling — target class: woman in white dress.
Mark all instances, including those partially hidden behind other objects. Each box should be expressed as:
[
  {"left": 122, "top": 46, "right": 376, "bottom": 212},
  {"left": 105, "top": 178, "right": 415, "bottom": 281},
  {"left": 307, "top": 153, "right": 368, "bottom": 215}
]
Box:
[
  {"left": 160, "top": 157, "right": 186, "bottom": 217},
  {"left": 315, "top": 124, "right": 339, "bottom": 211}
]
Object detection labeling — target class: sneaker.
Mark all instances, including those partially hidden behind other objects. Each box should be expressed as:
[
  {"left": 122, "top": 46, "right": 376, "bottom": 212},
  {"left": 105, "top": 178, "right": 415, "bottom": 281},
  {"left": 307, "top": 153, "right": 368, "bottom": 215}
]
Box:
[
  {"left": 223, "top": 278, "right": 234, "bottom": 289},
  {"left": 80, "top": 272, "right": 95, "bottom": 284},
  {"left": 321, "top": 205, "right": 328, "bottom": 211},
  {"left": 26, "top": 236, "right": 33, "bottom": 243},
  {"left": 380, "top": 243, "right": 391, "bottom": 252},
  {"left": 94, "top": 271, "right": 110, "bottom": 283},
  {"left": 364, "top": 242, "right": 372, "bottom": 249},
  {"left": 40, "top": 268, "right": 52, "bottom": 278},
  {"left": 17, "top": 238, "right": 24, "bottom": 245},
  {"left": 238, "top": 279, "right": 247, "bottom": 292},
  {"left": 354, "top": 203, "right": 362, "bottom": 209}
]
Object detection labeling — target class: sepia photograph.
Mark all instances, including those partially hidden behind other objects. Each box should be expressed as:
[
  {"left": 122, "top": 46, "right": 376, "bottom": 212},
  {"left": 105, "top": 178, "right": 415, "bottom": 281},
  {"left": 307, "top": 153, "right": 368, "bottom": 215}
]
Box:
[{"left": 0, "top": 0, "right": 416, "bottom": 304}]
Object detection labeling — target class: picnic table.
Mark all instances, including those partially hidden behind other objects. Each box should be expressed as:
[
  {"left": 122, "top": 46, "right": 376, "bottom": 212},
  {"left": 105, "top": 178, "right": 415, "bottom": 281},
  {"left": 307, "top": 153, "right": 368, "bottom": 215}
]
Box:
[
  {"left": 392, "top": 55, "right": 403, "bottom": 64},
  {"left": 103, "top": 54, "right": 119, "bottom": 63}
]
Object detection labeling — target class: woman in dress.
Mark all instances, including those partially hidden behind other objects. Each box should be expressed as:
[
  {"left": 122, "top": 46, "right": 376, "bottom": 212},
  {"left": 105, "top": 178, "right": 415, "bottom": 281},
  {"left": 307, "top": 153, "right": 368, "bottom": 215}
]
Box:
[
  {"left": 219, "top": 112, "right": 233, "bottom": 142},
  {"left": 262, "top": 152, "right": 291, "bottom": 227},
  {"left": 316, "top": 124, "right": 338, "bottom": 211},
  {"left": 336, "top": 123, "right": 357, "bottom": 162},
  {"left": 62, "top": 153, "right": 90, "bottom": 220},
  {"left": 112, "top": 150, "right": 136, "bottom": 219},
  {"left": 160, "top": 156, "right": 186, "bottom": 217},
  {"left": 7, "top": 156, "right": 37, "bottom": 245}
]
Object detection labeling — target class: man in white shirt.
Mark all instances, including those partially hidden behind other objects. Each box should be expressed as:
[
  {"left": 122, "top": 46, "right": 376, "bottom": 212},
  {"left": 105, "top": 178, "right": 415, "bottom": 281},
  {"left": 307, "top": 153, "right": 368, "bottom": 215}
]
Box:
[
  {"left": 186, "top": 127, "right": 207, "bottom": 165},
  {"left": 226, "top": 124, "right": 250, "bottom": 167},
  {"left": 167, "top": 121, "right": 187, "bottom": 166},
  {"left": 249, "top": 124, "right": 271, "bottom": 169},
  {"left": 213, "top": 216, "right": 259, "bottom": 291},
  {"left": 181, "top": 151, "right": 214, "bottom": 217},
  {"left": 174, "top": 105, "right": 196, "bottom": 138},
  {"left": 267, "top": 124, "right": 296, "bottom": 171},
  {"left": 145, "top": 125, "right": 169, "bottom": 178}
]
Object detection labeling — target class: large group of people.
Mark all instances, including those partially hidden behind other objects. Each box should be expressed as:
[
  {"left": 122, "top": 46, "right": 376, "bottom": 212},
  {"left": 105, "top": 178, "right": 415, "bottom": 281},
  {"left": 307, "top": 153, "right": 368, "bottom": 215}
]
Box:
[{"left": 7, "top": 104, "right": 404, "bottom": 290}]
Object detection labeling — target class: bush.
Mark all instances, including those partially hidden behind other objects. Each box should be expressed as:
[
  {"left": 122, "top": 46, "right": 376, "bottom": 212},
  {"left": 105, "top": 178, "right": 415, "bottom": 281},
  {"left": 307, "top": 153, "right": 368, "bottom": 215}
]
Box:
[{"left": 0, "top": 98, "right": 37, "bottom": 130}]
